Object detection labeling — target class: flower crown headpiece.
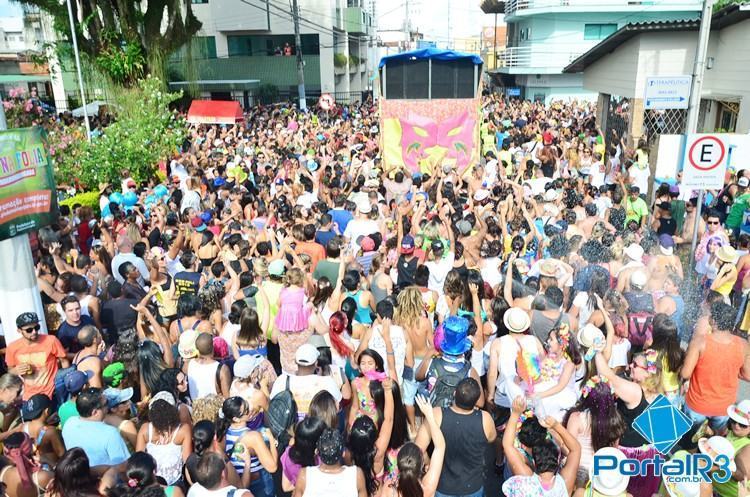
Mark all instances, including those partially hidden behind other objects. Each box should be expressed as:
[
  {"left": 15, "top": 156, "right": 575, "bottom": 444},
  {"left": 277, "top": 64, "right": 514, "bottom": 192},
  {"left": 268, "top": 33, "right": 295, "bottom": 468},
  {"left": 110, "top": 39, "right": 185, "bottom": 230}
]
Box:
[
  {"left": 643, "top": 349, "right": 659, "bottom": 375},
  {"left": 557, "top": 323, "right": 570, "bottom": 349},
  {"left": 580, "top": 375, "right": 612, "bottom": 398}
]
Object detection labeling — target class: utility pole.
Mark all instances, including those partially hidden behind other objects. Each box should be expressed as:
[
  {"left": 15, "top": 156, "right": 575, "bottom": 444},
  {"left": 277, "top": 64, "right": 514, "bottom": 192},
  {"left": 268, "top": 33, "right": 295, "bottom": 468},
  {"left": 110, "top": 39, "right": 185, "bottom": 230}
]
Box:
[
  {"left": 493, "top": 13, "right": 498, "bottom": 70},
  {"left": 404, "top": 0, "right": 410, "bottom": 51},
  {"left": 65, "top": 0, "right": 90, "bottom": 140},
  {"left": 291, "top": 0, "right": 307, "bottom": 111},
  {"left": 688, "top": 0, "right": 714, "bottom": 264}
]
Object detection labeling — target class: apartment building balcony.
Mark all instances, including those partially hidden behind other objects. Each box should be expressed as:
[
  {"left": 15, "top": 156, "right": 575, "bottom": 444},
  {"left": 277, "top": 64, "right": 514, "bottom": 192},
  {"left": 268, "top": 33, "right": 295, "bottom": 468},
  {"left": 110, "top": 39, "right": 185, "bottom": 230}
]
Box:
[
  {"left": 496, "top": 46, "right": 582, "bottom": 73},
  {"left": 344, "top": 7, "right": 373, "bottom": 35},
  {"left": 505, "top": 0, "right": 701, "bottom": 18},
  {"left": 168, "top": 54, "right": 321, "bottom": 88}
]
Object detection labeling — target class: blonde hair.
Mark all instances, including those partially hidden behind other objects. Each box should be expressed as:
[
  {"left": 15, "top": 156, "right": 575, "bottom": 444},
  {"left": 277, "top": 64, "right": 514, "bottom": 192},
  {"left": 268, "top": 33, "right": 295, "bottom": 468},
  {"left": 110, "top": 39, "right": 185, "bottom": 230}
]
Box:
[
  {"left": 422, "top": 221, "right": 440, "bottom": 242},
  {"left": 192, "top": 394, "right": 225, "bottom": 424},
  {"left": 126, "top": 223, "right": 141, "bottom": 245},
  {"left": 253, "top": 258, "right": 269, "bottom": 279},
  {"left": 284, "top": 267, "right": 305, "bottom": 287},
  {"left": 635, "top": 351, "right": 664, "bottom": 395},
  {"left": 609, "top": 240, "right": 625, "bottom": 262},
  {"left": 395, "top": 287, "right": 425, "bottom": 327}
]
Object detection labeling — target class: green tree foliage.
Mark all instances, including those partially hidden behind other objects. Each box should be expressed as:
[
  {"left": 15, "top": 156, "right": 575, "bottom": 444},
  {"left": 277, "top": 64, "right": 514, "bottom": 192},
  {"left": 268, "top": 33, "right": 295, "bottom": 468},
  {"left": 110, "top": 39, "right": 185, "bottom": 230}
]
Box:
[
  {"left": 50, "top": 76, "right": 185, "bottom": 189},
  {"left": 16, "top": 0, "right": 201, "bottom": 85}
]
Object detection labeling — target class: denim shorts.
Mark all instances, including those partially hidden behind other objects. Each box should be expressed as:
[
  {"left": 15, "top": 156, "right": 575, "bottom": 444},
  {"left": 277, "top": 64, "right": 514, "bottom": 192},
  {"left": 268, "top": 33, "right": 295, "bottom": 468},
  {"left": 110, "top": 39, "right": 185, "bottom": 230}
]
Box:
[
  {"left": 401, "top": 359, "right": 423, "bottom": 406},
  {"left": 435, "top": 487, "right": 484, "bottom": 497},
  {"left": 683, "top": 402, "right": 730, "bottom": 432}
]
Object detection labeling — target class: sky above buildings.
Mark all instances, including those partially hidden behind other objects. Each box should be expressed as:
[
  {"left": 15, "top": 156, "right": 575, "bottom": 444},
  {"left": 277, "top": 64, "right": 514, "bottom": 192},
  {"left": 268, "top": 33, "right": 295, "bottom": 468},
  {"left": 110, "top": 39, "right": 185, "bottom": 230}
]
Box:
[
  {"left": 0, "top": 0, "right": 22, "bottom": 17},
  {"left": 377, "top": 0, "right": 496, "bottom": 46}
]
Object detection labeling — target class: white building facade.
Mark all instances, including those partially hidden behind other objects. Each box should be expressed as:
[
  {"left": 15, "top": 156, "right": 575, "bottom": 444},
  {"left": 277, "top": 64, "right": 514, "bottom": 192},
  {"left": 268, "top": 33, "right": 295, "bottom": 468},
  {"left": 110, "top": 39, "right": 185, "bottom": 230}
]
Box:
[
  {"left": 495, "top": 0, "right": 702, "bottom": 103},
  {"left": 173, "top": 0, "right": 377, "bottom": 105},
  {"left": 566, "top": 5, "right": 750, "bottom": 140}
]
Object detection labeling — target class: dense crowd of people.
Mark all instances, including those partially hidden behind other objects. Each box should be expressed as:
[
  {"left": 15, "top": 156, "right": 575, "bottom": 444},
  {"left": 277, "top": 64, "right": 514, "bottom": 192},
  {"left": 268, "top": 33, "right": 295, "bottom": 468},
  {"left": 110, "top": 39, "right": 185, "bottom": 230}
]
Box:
[{"left": 3, "top": 92, "right": 750, "bottom": 497}]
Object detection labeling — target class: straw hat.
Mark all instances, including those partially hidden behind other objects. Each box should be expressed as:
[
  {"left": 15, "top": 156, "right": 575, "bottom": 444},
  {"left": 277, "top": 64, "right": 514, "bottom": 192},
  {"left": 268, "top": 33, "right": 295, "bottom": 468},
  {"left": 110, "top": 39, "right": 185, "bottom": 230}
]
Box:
[
  {"left": 589, "top": 448, "right": 630, "bottom": 496},
  {"left": 178, "top": 328, "right": 200, "bottom": 359},
  {"left": 539, "top": 260, "right": 557, "bottom": 278},
  {"left": 503, "top": 307, "right": 530, "bottom": 334},
  {"left": 717, "top": 245, "right": 738, "bottom": 264},
  {"left": 577, "top": 323, "right": 605, "bottom": 350}
]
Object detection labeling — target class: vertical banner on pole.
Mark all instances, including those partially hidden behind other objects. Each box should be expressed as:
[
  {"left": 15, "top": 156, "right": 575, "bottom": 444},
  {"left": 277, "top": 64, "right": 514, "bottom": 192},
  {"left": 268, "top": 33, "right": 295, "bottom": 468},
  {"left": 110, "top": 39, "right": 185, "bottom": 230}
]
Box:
[
  {"left": 0, "top": 127, "right": 58, "bottom": 240},
  {"left": 0, "top": 127, "right": 57, "bottom": 343}
]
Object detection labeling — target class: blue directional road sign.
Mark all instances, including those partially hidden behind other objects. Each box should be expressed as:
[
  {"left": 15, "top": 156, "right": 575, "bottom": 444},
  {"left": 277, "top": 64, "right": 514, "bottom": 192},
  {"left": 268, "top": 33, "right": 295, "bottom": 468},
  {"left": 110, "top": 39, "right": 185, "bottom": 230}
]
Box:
[{"left": 644, "top": 76, "right": 691, "bottom": 110}]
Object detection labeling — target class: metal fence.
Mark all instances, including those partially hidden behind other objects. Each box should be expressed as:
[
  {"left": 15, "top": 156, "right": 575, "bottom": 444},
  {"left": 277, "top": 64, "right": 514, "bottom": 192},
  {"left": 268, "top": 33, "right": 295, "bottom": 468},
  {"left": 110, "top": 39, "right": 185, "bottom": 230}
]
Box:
[
  {"left": 642, "top": 108, "right": 687, "bottom": 145},
  {"left": 605, "top": 94, "right": 630, "bottom": 151},
  {"left": 219, "top": 90, "right": 372, "bottom": 110}
]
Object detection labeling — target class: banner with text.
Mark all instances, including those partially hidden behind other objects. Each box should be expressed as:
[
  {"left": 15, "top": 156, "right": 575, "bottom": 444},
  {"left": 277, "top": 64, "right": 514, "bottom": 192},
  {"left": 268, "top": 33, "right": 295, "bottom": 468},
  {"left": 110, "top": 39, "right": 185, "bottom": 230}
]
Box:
[{"left": 0, "top": 127, "right": 57, "bottom": 241}]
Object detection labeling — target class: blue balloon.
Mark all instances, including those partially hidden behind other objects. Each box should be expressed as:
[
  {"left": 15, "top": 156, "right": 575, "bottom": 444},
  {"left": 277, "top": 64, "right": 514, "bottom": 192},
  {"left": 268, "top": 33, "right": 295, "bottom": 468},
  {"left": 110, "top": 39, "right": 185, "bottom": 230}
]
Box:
[
  {"left": 123, "top": 191, "right": 137, "bottom": 207},
  {"left": 109, "top": 192, "right": 123, "bottom": 205},
  {"left": 154, "top": 184, "right": 168, "bottom": 198},
  {"left": 101, "top": 204, "right": 111, "bottom": 218},
  {"left": 145, "top": 194, "right": 157, "bottom": 206}
]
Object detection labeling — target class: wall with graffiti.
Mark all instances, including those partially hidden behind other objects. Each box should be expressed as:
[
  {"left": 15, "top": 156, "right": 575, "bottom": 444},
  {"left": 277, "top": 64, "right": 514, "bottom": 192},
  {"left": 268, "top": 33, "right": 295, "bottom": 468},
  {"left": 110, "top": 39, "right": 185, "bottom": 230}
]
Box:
[{"left": 380, "top": 98, "right": 482, "bottom": 175}]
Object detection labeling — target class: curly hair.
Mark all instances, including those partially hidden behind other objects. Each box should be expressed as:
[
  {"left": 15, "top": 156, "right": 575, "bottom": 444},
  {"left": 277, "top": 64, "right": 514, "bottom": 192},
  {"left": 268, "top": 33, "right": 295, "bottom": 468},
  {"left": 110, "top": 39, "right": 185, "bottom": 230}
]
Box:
[
  {"left": 148, "top": 399, "right": 180, "bottom": 435},
  {"left": 199, "top": 282, "right": 225, "bottom": 316},
  {"left": 114, "top": 327, "right": 139, "bottom": 387},
  {"left": 191, "top": 394, "right": 225, "bottom": 425}
]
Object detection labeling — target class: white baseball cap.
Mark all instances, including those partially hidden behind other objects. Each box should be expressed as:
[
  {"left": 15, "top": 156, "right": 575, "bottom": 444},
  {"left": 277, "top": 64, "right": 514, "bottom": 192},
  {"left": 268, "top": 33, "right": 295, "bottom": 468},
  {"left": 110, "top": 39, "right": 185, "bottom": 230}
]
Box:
[{"left": 295, "top": 344, "right": 320, "bottom": 366}]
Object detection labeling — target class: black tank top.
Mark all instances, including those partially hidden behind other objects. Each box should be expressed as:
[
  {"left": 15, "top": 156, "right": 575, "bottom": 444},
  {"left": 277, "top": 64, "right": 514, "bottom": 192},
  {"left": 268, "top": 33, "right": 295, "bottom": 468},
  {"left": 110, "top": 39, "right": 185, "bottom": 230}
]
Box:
[
  {"left": 617, "top": 390, "right": 649, "bottom": 447},
  {"left": 657, "top": 218, "right": 677, "bottom": 236},
  {"left": 438, "top": 408, "right": 487, "bottom": 495},
  {"left": 173, "top": 271, "right": 200, "bottom": 297}
]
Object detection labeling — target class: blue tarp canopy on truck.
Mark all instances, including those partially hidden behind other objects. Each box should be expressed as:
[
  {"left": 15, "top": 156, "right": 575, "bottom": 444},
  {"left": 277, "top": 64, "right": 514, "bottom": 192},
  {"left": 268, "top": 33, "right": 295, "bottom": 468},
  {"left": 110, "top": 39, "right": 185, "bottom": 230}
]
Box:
[{"left": 378, "top": 48, "right": 483, "bottom": 68}]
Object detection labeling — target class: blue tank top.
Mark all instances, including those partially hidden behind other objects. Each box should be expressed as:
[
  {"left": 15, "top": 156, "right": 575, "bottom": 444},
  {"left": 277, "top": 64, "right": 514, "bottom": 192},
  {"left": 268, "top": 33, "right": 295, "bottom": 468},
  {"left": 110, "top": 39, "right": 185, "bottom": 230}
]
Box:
[
  {"left": 345, "top": 290, "right": 372, "bottom": 324},
  {"left": 225, "top": 426, "right": 261, "bottom": 474},
  {"left": 238, "top": 345, "right": 268, "bottom": 357}
]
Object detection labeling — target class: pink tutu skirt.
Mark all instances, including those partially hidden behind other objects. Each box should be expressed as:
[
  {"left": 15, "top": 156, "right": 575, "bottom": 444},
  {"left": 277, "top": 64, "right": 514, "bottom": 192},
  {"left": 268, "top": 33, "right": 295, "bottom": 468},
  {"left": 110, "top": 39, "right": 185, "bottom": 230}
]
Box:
[{"left": 275, "top": 306, "right": 311, "bottom": 333}]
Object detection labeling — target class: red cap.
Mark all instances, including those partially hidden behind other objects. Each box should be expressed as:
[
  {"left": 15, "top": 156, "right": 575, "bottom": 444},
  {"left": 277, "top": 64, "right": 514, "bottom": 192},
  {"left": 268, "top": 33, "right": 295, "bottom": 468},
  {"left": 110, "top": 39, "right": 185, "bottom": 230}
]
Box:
[
  {"left": 360, "top": 236, "right": 375, "bottom": 252},
  {"left": 127, "top": 179, "right": 136, "bottom": 187}
]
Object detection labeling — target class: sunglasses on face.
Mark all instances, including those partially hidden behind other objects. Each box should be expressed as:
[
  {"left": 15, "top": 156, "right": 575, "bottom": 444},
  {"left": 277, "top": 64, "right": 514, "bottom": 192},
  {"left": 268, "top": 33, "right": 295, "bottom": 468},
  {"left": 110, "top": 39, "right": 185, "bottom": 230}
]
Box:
[
  {"left": 631, "top": 361, "right": 647, "bottom": 371},
  {"left": 707, "top": 220, "right": 720, "bottom": 225},
  {"left": 22, "top": 325, "right": 40, "bottom": 333}
]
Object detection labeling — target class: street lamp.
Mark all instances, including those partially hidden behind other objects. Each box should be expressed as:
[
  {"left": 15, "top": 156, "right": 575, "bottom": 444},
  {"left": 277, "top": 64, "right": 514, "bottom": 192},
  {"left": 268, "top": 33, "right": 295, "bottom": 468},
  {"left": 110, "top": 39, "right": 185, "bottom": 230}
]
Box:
[{"left": 65, "top": 0, "right": 91, "bottom": 141}]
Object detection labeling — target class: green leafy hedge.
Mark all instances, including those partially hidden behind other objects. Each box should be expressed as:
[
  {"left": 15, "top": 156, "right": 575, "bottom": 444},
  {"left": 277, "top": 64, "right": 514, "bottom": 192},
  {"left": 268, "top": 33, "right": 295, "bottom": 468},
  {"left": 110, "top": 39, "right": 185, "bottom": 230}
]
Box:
[{"left": 59, "top": 191, "right": 100, "bottom": 212}]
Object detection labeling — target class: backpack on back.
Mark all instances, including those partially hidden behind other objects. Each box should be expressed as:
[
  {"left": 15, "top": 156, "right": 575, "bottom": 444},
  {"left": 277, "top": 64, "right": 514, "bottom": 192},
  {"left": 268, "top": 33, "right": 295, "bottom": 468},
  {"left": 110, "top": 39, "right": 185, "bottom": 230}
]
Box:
[
  {"left": 625, "top": 292, "right": 655, "bottom": 348},
  {"left": 428, "top": 358, "right": 471, "bottom": 408},
  {"left": 627, "top": 311, "right": 654, "bottom": 348},
  {"left": 265, "top": 375, "right": 297, "bottom": 449}
]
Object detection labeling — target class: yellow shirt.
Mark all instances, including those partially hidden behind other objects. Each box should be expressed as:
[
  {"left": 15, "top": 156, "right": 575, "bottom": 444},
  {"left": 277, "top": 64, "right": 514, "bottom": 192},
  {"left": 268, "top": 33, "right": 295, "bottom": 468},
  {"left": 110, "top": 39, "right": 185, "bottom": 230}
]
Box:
[
  {"left": 661, "top": 356, "right": 680, "bottom": 393},
  {"left": 715, "top": 271, "right": 738, "bottom": 296}
]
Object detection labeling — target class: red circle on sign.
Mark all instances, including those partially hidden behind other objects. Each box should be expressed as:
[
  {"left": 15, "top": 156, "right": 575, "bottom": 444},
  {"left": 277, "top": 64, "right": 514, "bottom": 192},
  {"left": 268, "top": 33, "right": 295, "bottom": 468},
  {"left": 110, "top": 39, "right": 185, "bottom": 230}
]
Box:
[
  {"left": 318, "top": 94, "right": 335, "bottom": 110},
  {"left": 688, "top": 136, "right": 726, "bottom": 171}
]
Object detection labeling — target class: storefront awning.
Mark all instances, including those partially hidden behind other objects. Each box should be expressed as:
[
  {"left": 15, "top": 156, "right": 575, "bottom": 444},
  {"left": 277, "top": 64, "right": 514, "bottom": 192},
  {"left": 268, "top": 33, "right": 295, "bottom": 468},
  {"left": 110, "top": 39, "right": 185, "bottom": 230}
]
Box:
[{"left": 186, "top": 100, "right": 244, "bottom": 124}]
